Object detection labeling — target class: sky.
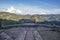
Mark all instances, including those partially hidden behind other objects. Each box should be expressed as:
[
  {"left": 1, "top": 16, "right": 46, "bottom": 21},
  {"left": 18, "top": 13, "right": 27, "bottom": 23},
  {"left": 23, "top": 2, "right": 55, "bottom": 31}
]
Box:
[{"left": 0, "top": 0, "right": 60, "bottom": 15}]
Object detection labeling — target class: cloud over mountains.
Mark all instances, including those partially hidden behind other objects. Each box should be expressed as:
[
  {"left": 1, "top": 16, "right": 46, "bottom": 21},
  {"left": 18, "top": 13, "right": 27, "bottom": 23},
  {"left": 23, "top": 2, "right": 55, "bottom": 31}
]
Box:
[
  {"left": 0, "top": 6, "right": 60, "bottom": 15},
  {"left": 6, "top": 6, "right": 49, "bottom": 15},
  {"left": 6, "top": 6, "right": 22, "bottom": 14}
]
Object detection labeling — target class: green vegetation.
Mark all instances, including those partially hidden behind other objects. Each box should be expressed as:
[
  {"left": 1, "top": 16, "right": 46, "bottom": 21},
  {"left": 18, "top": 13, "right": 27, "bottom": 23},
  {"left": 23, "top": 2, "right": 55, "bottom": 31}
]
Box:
[
  {"left": 52, "top": 28, "right": 60, "bottom": 32},
  {"left": 0, "top": 12, "right": 60, "bottom": 26},
  {"left": 0, "top": 12, "right": 46, "bottom": 22},
  {"left": 0, "top": 36, "right": 4, "bottom": 40},
  {"left": 0, "top": 12, "right": 22, "bottom": 21}
]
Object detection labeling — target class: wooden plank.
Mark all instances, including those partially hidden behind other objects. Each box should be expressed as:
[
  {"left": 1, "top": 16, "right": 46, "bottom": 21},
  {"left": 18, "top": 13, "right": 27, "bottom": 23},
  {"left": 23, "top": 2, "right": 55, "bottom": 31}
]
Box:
[
  {"left": 25, "top": 31, "right": 34, "bottom": 40},
  {"left": 0, "top": 32, "right": 13, "bottom": 40},
  {"left": 15, "top": 31, "right": 27, "bottom": 40},
  {"left": 33, "top": 31, "right": 43, "bottom": 40}
]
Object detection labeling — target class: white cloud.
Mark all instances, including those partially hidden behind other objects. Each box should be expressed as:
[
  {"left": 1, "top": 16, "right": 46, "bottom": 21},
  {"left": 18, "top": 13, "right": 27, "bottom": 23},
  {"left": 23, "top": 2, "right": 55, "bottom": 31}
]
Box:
[
  {"left": 0, "top": 6, "right": 60, "bottom": 15},
  {"left": 6, "top": 6, "right": 16, "bottom": 12},
  {"left": 6, "top": 6, "right": 22, "bottom": 14},
  {"left": 50, "top": 9, "right": 60, "bottom": 14},
  {"left": 18, "top": 6, "right": 49, "bottom": 15}
]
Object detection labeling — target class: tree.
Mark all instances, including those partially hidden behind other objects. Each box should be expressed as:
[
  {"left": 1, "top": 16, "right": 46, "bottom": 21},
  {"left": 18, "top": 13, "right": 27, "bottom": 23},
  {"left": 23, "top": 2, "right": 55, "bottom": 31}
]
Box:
[{"left": 0, "top": 19, "right": 2, "bottom": 28}]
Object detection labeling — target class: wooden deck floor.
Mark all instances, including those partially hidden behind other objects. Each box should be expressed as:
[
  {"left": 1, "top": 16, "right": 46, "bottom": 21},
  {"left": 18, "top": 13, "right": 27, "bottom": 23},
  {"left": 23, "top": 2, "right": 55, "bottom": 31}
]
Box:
[{"left": 0, "top": 27, "right": 60, "bottom": 40}]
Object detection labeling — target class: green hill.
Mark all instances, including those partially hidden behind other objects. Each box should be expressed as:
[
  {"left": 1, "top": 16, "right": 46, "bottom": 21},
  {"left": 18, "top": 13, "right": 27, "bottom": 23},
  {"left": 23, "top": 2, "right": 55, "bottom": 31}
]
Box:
[
  {"left": 0, "top": 12, "right": 33, "bottom": 21},
  {"left": 0, "top": 12, "right": 46, "bottom": 22}
]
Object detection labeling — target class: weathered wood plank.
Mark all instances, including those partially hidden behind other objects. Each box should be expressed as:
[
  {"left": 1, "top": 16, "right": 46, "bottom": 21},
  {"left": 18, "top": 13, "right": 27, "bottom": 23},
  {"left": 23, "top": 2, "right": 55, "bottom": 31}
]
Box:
[
  {"left": 15, "top": 31, "right": 27, "bottom": 40},
  {"left": 25, "top": 31, "right": 34, "bottom": 40},
  {"left": 33, "top": 31, "right": 43, "bottom": 40},
  {"left": 0, "top": 32, "right": 13, "bottom": 40}
]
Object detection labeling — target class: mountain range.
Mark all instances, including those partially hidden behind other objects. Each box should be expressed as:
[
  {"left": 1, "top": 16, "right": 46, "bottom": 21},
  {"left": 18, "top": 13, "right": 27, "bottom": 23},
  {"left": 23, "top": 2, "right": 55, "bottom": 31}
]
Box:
[{"left": 0, "top": 12, "right": 60, "bottom": 22}]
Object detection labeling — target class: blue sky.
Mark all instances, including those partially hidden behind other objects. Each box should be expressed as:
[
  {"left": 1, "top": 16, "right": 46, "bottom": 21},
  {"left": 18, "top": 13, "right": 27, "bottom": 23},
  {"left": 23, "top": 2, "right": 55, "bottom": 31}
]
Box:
[
  {"left": 0, "top": 0, "right": 60, "bottom": 9},
  {"left": 0, "top": 0, "right": 60, "bottom": 14}
]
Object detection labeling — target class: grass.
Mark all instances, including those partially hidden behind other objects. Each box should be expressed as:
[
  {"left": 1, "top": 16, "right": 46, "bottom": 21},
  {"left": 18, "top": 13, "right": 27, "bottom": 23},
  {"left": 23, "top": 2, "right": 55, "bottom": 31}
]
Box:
[{"left": 52, "top": 28, "right": 60, "bottom": 32}]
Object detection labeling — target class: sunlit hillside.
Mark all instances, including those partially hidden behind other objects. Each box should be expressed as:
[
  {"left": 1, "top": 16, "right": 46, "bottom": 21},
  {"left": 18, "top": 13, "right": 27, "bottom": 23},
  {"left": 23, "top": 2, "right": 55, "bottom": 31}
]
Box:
[
  {"left": 0, "top": 12, "right": 46, "bottom": 22},
  {"left": 0, "top": 12, "right": 60, "bottom": 23}
]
